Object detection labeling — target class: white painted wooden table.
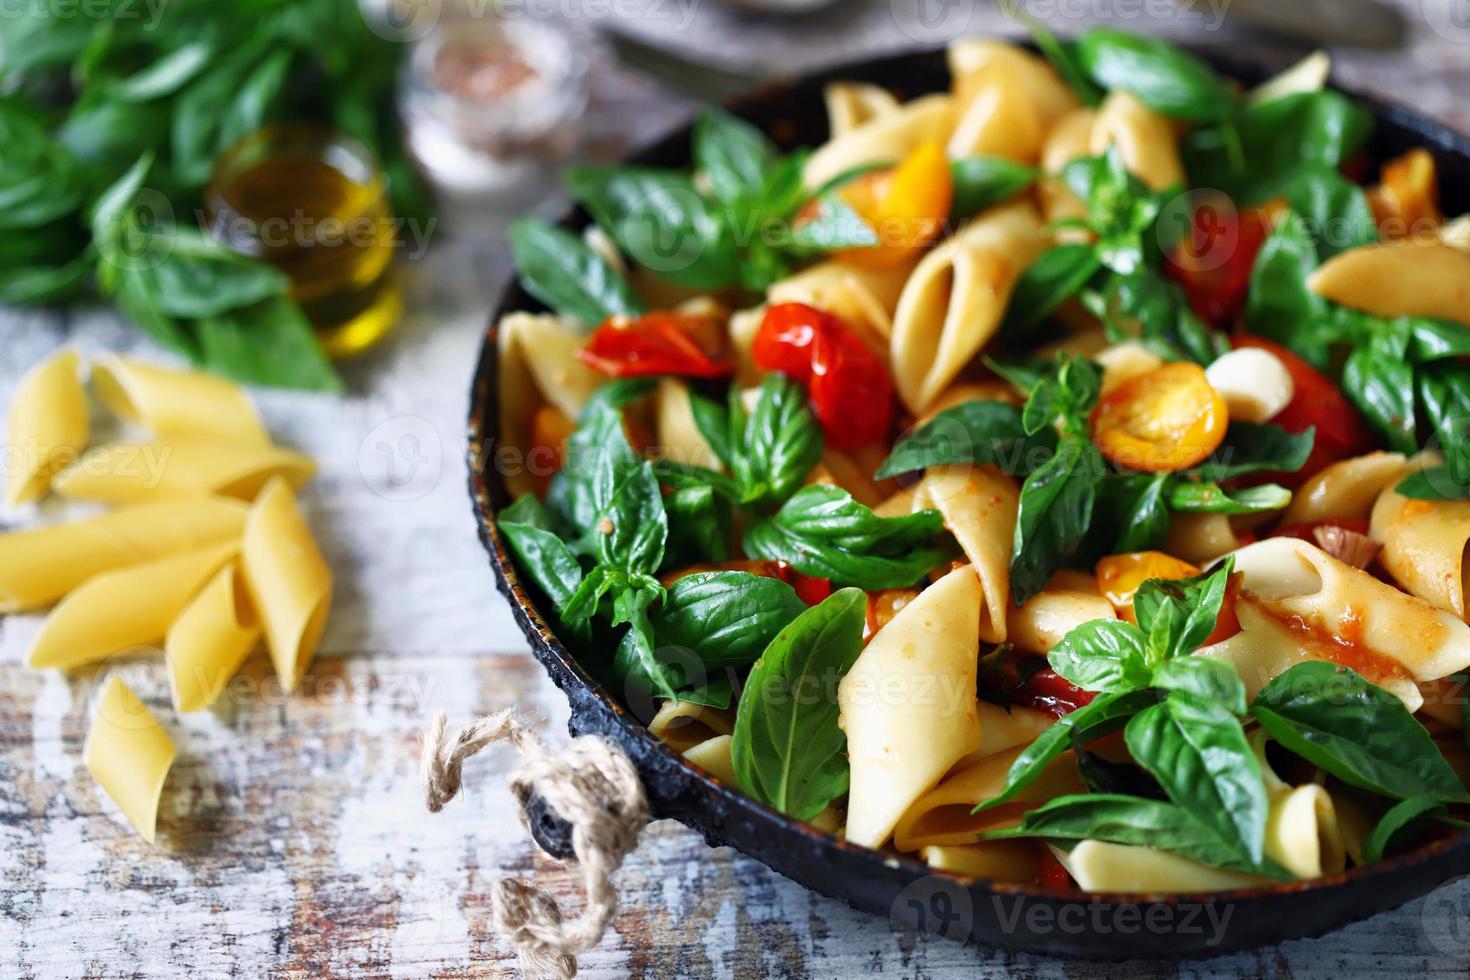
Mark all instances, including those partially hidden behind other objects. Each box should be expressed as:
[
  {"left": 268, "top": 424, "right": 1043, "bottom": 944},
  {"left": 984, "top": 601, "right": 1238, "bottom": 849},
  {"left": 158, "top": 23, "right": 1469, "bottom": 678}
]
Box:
[{"left": 6, "top": 2, "right": 1470, "bottom": 976}]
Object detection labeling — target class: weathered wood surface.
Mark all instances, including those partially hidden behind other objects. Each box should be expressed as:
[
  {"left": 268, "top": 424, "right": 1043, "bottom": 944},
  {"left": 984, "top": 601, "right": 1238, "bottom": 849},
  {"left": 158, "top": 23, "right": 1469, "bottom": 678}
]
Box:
[{"left": 6, "top": 3, "right": 1470, "bottom": 976}]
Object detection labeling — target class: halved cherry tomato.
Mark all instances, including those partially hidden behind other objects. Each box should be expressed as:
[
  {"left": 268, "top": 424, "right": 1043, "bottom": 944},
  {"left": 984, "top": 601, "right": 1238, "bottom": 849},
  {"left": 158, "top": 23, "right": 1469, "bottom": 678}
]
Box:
[
  {"left": 1368, "top": 148, "right": 1441, "bottom": 240},
  {"left": 1011, "top": 667, "right": 1096, "bottom": 719},
  {"left": 1164, "top": 199, "right": 1276, "bottom": 328},
  {"left": 753, "top": 302, "right": 894, "bottom": 450},
  {"left": 786, "top": 571, "right": 834, "bottom": 607},
  {"left": 529, "top": 405, "right": 575, "bottom": 495},
  {"left": 863, "top": 588, "right": 918, "bottom": 639},
  {"left": 831, "top": 142, "right": 953, "bottom": 269},
  {"left": 1037, "top": 847, "right": 1073, "bottom": 889},
  {"left": 579, "top": 311, "right": 732, "bottom": 379},
  {"left": 1231, "top": 334, "right": 1375, "bottom": 485},
  {"left": 1201, "top": 571, "right": 1243, "bottom": 646},
  {"left": 1090, "top": 362, "right": 1229, "bottom": 472},
  {"left": 1095, "top": 551, "right": 1202, "bottom": 623}
]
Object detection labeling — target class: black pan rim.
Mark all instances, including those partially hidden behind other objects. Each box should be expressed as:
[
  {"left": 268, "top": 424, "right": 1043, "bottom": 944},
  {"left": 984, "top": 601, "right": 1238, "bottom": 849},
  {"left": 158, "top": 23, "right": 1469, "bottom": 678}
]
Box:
[{"left": 466, "top": 39, "right": 1470, "bottom": 956}]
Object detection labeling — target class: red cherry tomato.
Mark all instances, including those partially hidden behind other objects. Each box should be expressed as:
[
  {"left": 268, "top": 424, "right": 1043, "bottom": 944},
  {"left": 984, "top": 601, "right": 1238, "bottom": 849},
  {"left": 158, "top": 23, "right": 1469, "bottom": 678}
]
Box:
[
  {"left": 785, "top": 570, "right": 833, "bottom": 607},
  {"left": 753, "top": 302, "right": 894, "bottom": 450},
  {"left": 1037, "top": 847, "right": 1074, "bottom": 890},
  {"left": 1231, "top": 334, "right": 1376, "bottom": 485},
  {"left": 1164, "top": 201, "right": 1273, "bottom": 328},
  {"left": 1011, "top": 667, "right": 1097, "bottom": 719},
  {"left": 579, "top": 312, "right": 732, "bottom": 379}
]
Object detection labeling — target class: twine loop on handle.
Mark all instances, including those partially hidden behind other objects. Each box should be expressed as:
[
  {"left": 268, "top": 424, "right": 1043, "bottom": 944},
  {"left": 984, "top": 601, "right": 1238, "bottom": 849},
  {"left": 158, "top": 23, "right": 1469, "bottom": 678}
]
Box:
[{"left": 420, "top": 709, "right": 651, "bottom": 979}]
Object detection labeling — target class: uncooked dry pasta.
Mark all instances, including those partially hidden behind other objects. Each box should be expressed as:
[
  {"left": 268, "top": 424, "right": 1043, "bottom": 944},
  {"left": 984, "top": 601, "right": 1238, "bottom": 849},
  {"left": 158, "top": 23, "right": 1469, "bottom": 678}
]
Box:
[
  {"left": 4, "top": 348, "right": 88, "bottom": 508},
  {"left": 54, "top": 440, "right": 315, "bottom": 503},
  {"left": 242, "top": 477, "right": 333, "bottom": 691},
  {"left": 166, "top": 562, "right": 262, "bottom": 712},
  {"left": 91, "top": 356, "right": 270, "bottom": 449},
  {"left": 85, "top": 676, "right": 176, "bottom": 844}
]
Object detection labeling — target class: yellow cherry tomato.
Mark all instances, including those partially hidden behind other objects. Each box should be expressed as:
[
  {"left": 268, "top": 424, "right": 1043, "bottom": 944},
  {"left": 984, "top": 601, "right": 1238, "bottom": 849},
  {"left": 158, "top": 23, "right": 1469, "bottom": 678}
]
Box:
[
  {"left": 835, "top": 141, "right": 953, "bottom": 269},
  {"left": 1095, "top": 551, "right": 1201, "bottom": 623},
  {"left": 1090, "top": 362, "right": 1228, "bottom": 472}
]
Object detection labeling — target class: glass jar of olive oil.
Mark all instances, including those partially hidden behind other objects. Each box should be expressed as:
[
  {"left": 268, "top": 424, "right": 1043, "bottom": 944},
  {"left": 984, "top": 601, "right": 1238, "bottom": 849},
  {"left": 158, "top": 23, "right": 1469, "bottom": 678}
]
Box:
[{"left": 206, "top": 125, "right": 403, "bottom": 358}]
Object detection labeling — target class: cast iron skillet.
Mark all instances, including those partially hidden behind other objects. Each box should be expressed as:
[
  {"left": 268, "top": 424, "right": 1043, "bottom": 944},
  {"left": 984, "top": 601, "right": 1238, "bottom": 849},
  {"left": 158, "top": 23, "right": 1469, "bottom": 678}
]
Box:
[{"left": 467, "top": 44, "right": 1470, "bottom": 958}]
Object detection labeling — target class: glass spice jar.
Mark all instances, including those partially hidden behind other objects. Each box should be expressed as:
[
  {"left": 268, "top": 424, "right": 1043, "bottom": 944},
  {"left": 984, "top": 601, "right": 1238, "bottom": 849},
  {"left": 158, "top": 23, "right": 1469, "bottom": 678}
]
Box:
[
  {"left": 206, "top": 124, "right": 403, "bottom": 358},
  {"left": 397, "top": 11, "right": 590, "bottom": 223}
]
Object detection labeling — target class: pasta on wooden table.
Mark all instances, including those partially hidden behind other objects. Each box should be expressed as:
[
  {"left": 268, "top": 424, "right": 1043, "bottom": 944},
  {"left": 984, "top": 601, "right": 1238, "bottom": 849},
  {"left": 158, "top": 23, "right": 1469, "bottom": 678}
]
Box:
[
  {"left": 0, "top": 497, "right": 247, "bottom": 612},
  {"left": 27, "top": 541, "right": 238, "bottom": 671},
  {"left": 166, "top": 562, "right": 262, "bottom": 712},
  {"left": 90, "top": 355, "right": 270, "bottom": 449},
  {"left": 242, "top": 477, "right": 333, "bottom": 691},
  {"left": 4, "top": 348, "right": 87, "bottom": 508},
  {"left": 84, "top": 676, "right": 176, "bottom": 844}
]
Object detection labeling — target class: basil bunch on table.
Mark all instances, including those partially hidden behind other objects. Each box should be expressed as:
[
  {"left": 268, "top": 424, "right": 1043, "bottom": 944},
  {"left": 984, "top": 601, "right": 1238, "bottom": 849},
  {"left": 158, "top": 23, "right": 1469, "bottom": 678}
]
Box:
[{"left": 0, "top": 0, "right": 432, "bottom": 390}]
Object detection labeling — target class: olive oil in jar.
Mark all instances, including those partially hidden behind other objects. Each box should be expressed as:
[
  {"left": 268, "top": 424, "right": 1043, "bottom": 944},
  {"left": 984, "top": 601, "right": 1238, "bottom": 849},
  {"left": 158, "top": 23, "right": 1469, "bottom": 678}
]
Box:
[{"left": 207, "top": 125, "right": 403, "bottom": 357}]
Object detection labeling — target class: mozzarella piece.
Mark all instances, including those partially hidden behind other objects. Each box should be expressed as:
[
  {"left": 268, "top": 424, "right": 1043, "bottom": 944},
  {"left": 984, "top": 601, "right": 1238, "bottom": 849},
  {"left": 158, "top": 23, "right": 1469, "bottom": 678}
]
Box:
[{"left": 1205, "top": 347, "right": 1295, "bottom": 424}]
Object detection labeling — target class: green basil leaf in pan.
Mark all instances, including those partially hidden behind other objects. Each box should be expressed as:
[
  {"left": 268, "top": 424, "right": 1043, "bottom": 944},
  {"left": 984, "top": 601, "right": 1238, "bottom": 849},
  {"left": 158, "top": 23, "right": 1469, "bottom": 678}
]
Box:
[
  {"left": 1361, "top": 797, "right": 1446, "bottom": 864},
  {"left": 1245, "top": 211, "right": 1334, "bottom": 363},
  {"left": 732, "top": 587, "right": 866, "bottom": 821},
  {"left": 1076, "top": 29, "right": 1235, "bottom": 123},
  {"left": 1189, "top": 421, "right": 1315, "bottom": 481},
  {"left": 651, "top": 571, "right": 807, "bottom": 670},
  {"left": 1166, "top": 481, "right": 1292, "bottom": 515},
  {"left": 661, "top": 485, "right": 733, "bottom": 569},
  {"left": 1132, "top": 557, "right": 1235, "bottom": 662},
  {"left": 1152, "top": 657, "right": 1247, "bottom": 715},
  {"left": 948, "top": 156, "right": 1040, "bottom": 220},
  {"left": 508, "top": 217, "right": 646, "bottom": 329},
  {"left": 1046, "top": 619, "right": 1152, "bottom": 694},
  {"left": 1252, "top": 662, "right": 1470, "bottom": 804},
  {"left": 998, "top": 242, "right": 1103, "bottom": 341},
  {"left": 875, "top": 400, "right": 1053, "bottom": 480},
  {"left": 1010, "top": 437, "right": 1103, "bottom": 605},
  {"left": 1125, "top": 692, "right": 1268, "bottom": 863},
  {"left": 498, "top": 494, "right": 586, "bottom": 613},
  {"left": 693, "top": 107, "right": 778, "bottom": 205}
]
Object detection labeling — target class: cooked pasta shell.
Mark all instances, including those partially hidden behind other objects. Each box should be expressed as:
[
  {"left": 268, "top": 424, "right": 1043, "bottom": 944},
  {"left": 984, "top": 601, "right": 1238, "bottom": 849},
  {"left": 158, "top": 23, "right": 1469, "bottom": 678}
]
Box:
[
  {"left": 53, "top": 441, "right": 315, "bottom": 504},
  {"left": 915, "top": 464, "right": 1018, "bottom": 643},
  {"left": 27, "top": 541, "right": 238, "bottom": 671},
  {"left": 1006, "top": 575, "right": 1116, "bottom": 655},
  {"left": 920, "top": 842, "right": 1041, "bottom": 882},
  {"left": 839, "top": 565, "right": 985, "bottom": 848},
  {"left": 1441, "top": 214, "right": 1470, "bottom": 252},
  {"left": 1038, "top": 107, "right": 1097, "bottom": 241},
  {"left": 947, "top": 39, "right": 1079, "bottom": 134},
  {"left": 1057, "top": 840, "right": 1272, "bottom": 893},
  {"left": 85, "top": 676, "right": 176, "bottom": 843},
  {"left": 955, "top": 701, "right": 1054, "bottom": 770},
  {"left": 823, "top": 81, "right": 901, "bottom": 138},
  {"left": 1283, "top": 451, "right": 1409, "bottom": 526},
  {"left": 682, "top": 733, "right": 738, "bottom": 786},
  {"left": 649, "top": 698, "right": 733, "bottom": 754},
  {"left": 1307, "top": 241, "right": 1470, "bottom": 326},
  {"left": 890, "top": 200, "right": 1044, "bottom": 414},
  {"left": 1090, "top": 91, "right": 1186, "bottom": 191},
  {"left": 803, "top": 95, "right": 956, "bottom": 190},
  {"left": 241, "top": 478, "right": 333, "bottom": 692},
  {"left": 1247, "top": 50, "right": 1330, "bottom": 106},
  {"left": 654, "top": 379, "right": 722, "bottom": 471},
  {"left": 91, "top": 355, "right": 269, "bottom": 449},
  {"left": 948, "top": 62, "right": 1045, "bottom": 163},
  {"left": 1371, "top": 485, "right": 1470, "bottom": 619},
  {"left": 5, "top": 349, "right": 88, "bottom": 508},
  {"left": 1163, "top": 511, "right": 1243, "bottom": 565}
]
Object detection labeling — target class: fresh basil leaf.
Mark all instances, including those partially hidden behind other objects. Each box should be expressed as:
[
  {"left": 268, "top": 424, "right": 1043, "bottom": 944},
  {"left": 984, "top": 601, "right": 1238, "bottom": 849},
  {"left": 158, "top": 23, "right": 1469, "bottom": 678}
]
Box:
[
  {"left": 0, "top": 247, "right": 95, "bottom": 305},
  {"left": 736, "top": 374, "right": 825, "bottom": 508},
  {"left": 1048, "top": 619, "right": 1152, "bottom": 694},
  {"left": 985, "top": 794, "right": 1290, "bottom": 879},
  {"left": 731, "top": 588, "right": 866, "bottom": 820},
  {"left": 875, "top": 400, "right": 1055, "bottom": 479},
  {"left": 112, "top": 41, "right": 215, "bottom": 101},
  {"left": 0, "top": 100, "right": 86, "bottom": 231},
  {"left": 499, "top": 494, "right": 586, "bottom": 611},
  {"left": 653, "top": 459, "right": 741, "bottom": 498},
  {"left": 1244, "top": 211, "right": 1334, "bottom": 364},
  {"left": 1152, "top": 656, "right": 1247, "bottom": 714},
  {"left": 1017, "top": 15, "right": 1103, "bottom": 106},
  {"left": 1416, "top": 361, "right": 1470, "bottom": 485},
  {"left": 662, "top": 485, "right": 733, "bottom": 569},
  {"left": 173, "top": 43, "right": 287, "bottom": 186},
  {"left": 786, "top": 194, "right": 879, "bottom": 252},
  {"left": 1077, "top": 30, "right": 1234, "bottom": 122},
  {"left": 1395, "top": 467, "right": 1470, "bottom": 501},
  {"left": 1000, "top": 243, "right": 1103, "bottom": 340},
  {"left": 1267, "top": 168, "right": 1378, "bottom": 260},
  {"left": 688, "top": 389, "right": 736, "bottom": 471},
  {"left": 652, "top": 571, "right": 807, "bottom": 669},
  {"left": 567, "top": 166, "right": 742, "bottom": 289},
  {"left": 1191, "top": 422, "right": 1315, "bottom": 481},
  {"left": 1094, "top": 472, "right": 1171, "bottom": 553},
  {"left": 191, "top": 296, "right": 342, "bottom": 393},
  {"left": 1072, "top": 733, "right": 1164, "bottom": 798},
  {"left": 949, "top": 156, "right": 1039, "bottom": 219},
  {"left": 693, "top": 107, "right": 777, "bottom": 205},
  {"left": 1362, "top": 797, "right": 1443, "bottom": 863},
  {"left": 1100, "top": 266, "right": 1227, "bottom": 365},
  {"left": 1133, "top": 557, "right": 1235, "bottom": 662},
  {"left": 549, "top": 396, "right": 649, "bottom": 542},
  {"left": 1409, "top": 319, "right": 1470, "bottom": 362},
  {"left": 744, "top": 484, "right": 952, "bottom": 590},
  {"left": 1187, "top": 91, "right": 1373, "bottom": 190},
  {"left": 1167, "top": 481, "right": 1292, "bottom": 515},
  {"left": 128, "top": 226, "right": 290, "bottom": 319},
  {"left": 1344, "top": 336, "right": 1418, "bottom": 453},
  {"left": 508, "top": 218, "right": 645, "bottom": 328},
  {"left": 610, "top": 584, "right": 676, "bottom": 700},
  {"left": 1126, "top": 692, "right": 1268, "bottom": 863},
  {"left": 1010, "top": 437, "right": 1104, "bottom": 605},
  {"left": 1253, "top": 662, "right": 1470, "bottom": 803},
  {"left": 976, "top": 689, "right": 1158, "bottom": 812}
]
